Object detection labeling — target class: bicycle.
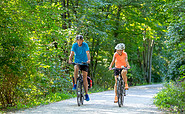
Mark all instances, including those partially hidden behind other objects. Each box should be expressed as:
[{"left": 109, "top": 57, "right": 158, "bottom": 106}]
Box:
[
  {"left": 70, "top": 62, "right": 88, "bottom": 106},
  {"left": 111, "top": 66, "right": 129, "bottom": 107}
]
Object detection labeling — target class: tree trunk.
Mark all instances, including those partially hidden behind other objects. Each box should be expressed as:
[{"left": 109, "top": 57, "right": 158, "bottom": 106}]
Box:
[
  {"left": 148, "top": 40, "right": 154, "bottom": 83},
  {"left": 62, "top": 0, "right": 67, "bottom": 29},
  {"left": 114, "top": 5, "right": 121, "bottom": 39},
  {"left": 142, "top": 28, "right": 154, "bottom": 83},
  {"left": 90, "top": 35, "right": 95, "bottom": 79},
  {"left": 67, "top": 0, "right": 71, "bottom": 28},
  {"left": 147, "top": 38, "right": 150, "bottom": 83},
  {"left": 143, "top": 31, "right": 147, "bottom": 82}
]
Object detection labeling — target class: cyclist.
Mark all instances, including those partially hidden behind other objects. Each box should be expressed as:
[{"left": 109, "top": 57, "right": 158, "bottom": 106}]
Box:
[
  {"left": 68, "top": 35, "right": 91, "bottom": 101},
  {"left": 109, "top": 43, "right": 130, "bottom": 103}
]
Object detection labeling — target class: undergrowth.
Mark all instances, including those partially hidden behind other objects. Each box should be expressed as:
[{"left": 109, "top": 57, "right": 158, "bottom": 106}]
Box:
[{"left": 154, "top": 81, "right": 185, "bottom": 113}]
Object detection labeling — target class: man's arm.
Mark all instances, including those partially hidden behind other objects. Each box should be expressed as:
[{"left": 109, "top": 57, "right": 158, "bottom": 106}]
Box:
[
  {"left": 69, "top": 51, "right": 74, "bottom": 63},
  {"left": 86, "top": 51, "right": 91, "bottom": 63}
]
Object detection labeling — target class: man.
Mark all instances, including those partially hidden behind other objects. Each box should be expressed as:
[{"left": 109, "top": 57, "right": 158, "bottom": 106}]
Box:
[{"left": 69, "top": 35, "right": 91, "bottom": 101}]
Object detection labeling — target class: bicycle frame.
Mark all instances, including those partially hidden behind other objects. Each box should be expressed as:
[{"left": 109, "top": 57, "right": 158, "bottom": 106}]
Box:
[
  {"left": 70, "top": 62, "right": 88, "bottom": 106},
  {"left": 117, "top": 68, "right": 125, "bottom": 107},
  {"left": 76, "top": 68, "right": 84, "bottom": 106},
  {"left": 111, "top": 67, "right": 128, "bottom": 107}
]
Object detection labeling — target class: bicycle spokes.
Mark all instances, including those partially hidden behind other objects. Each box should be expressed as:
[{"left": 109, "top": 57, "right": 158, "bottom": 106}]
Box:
[{"left": 76, "top": 78, "right": 85, "bottom": 106}]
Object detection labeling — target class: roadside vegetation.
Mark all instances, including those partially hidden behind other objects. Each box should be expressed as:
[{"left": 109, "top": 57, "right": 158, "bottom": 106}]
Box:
[
  {"left": 0, "top": 0, "right": 184, "bottom": 113},
  {"left": 154, "top": 81, "right": 185, "bottom": 113}
]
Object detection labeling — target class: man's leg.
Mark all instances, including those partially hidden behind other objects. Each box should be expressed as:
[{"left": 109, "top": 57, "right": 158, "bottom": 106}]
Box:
[
  {"left": 82, "top": 71, "right": 88, "bottom": 94},
  {"left": 82, "top": 71, "right": 90, "bottom": 101},
  {"left": 121, "top": 70, "right": 128, "bottom": 90},
  {"left": 73, "top": 65, "right": 79, "bottom": 90}
]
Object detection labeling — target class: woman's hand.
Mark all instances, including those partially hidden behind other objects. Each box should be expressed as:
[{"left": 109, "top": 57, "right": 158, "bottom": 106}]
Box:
[{"left": 68, "top": 60, "right": 72, "bottom": 64}]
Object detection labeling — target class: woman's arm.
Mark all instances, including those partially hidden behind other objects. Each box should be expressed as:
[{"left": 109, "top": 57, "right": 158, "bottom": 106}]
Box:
[
  {"left": 126, "top": 55, "right": 130, "bottom": 68},
  {"left": 109, "top": 54, "right": 116, "bottom": 70}
]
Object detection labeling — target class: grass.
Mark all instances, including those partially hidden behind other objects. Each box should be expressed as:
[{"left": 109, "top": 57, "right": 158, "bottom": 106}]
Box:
[
  {"left": 2, "top": 82, "right": 167, "bottom": 113},
  {"left": 2, "top": 92, "right": 76, "bottom": 113},
  {"left": 89, "top": 85, "right": 112, "bottom": 94},
  {"left": 2, "top": 85, "right": 109, "bottom": 113}
]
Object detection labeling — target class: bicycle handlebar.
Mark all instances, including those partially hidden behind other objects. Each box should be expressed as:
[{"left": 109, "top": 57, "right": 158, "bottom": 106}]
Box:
[
  {"left": 110, "top": 67, "right": 130, "bottom": 70},
  {"left": 69, "top": 62, "right": 89, "bottom": 65}
]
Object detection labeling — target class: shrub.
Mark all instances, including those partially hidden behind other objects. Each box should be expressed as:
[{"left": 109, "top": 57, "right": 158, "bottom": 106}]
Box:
[{"left": 154, "top": 81, "right": 185, "bottom": 113}]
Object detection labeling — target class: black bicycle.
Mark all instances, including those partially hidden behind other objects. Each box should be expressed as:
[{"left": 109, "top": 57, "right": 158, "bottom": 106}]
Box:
[
  {"left": 111, "top": 67, "right": 129, "bottom": 107},
  {"left": 71, "top": 62, "right": 88, "bottom": 106}
]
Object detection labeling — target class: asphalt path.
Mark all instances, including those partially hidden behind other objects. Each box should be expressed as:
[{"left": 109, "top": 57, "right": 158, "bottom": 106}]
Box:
[{"left": 11, "top": 84, "right": 165, "bottom": 114}]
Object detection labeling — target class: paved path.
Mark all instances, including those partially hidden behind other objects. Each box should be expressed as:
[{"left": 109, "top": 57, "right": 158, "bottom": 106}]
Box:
[{"left": 11, "top": 84, "right": 164, "bottom": 114}]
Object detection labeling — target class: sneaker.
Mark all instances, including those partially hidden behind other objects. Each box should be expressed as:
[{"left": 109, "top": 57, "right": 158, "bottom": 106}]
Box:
[
  {"left": 125, "top": 84, "right": 129, "bottom": 90},
  {"left": 114, "top": 96, "right": 118, "bottom": 103},
  {"left": 85, "top": 94, "right": 90, "bottom": 101},
  {"left": 72, "top": 84, "right": 76, "bottom": 90}
]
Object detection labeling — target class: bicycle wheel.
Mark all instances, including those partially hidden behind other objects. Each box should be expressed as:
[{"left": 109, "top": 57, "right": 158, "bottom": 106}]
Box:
[
  {"left": 117, "top": 79, "right": 122, "bottom": 107},
  {"left": 76, "top": 78, "right": 81, "bottom": 106},
  {"left": 120, "top": 80, "right": 125, "bottom": 106},
  {"left": 80, "top": 83, "right": 85, "bottom": 105}
]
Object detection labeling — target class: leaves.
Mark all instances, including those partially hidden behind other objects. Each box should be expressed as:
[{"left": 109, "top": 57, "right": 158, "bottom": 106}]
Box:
[
  {"left": 154, "top": 82, "right": 185, "bottom": 113},
  {"left": 0, "top": 0, "right": 184, "bottom": 110}
]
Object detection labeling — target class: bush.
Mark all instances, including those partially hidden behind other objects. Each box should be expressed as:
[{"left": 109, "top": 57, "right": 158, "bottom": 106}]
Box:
[
  {"left": 127, "top": 64, "right": 144, "bottom": 86},
  {"left": 154, "top": 81, "right": 185, "bottom": 113}
]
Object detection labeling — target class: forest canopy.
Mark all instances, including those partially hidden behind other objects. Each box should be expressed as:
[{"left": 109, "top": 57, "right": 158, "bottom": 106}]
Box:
[{"left": 0, "top": 0, "right": 184, "bottom": 111}]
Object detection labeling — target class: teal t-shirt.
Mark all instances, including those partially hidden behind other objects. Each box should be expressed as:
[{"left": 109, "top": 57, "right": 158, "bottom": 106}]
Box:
[{"left": 71, "top": 42, "right": 89, "bottom": 63}]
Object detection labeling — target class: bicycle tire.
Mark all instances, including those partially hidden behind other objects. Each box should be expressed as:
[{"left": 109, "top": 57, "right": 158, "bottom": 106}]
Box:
[
  {"left": 121, "top": 80, "right": 125, "bottom": 106},
  {"left": 80, "top": 82, "right": 85, "bottom": 105},
  {"left": 117, "top": 79, "right": 122, "bottom": 107},
  {"left": 76, "top": 79, "right": 81, "bottom": 106}
]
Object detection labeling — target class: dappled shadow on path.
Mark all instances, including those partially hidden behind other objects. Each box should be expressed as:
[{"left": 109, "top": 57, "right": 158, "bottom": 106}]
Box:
[{"left": 12, "top": 84, "right": 164, "bottom": 114}]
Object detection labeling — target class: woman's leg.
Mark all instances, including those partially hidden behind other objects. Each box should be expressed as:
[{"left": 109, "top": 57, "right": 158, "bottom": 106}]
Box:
[
  {"left": 114, "top": 75, "right": 119, "bottom": 103},
  {"left": 121, "top": 69, "right": 128, "bottom": 89}
]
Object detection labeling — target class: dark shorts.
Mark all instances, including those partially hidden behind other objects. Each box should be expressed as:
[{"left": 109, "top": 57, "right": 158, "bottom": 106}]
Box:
[
  {"left": 114, "top": 69, "right": 123, "bottom": 76},
  {"left": 114, "top": 68, "right": 127, "bottom": 76},
  {"left": 79, "top": 65, "right": 89, "bottom": 72}
]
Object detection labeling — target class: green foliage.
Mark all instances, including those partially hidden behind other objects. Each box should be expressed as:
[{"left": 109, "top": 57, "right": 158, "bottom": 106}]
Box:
[
  {"left": 0, "top": 0, "right": 37, "bottom": 108},
  {"left": 94, "top": 63, "right": 115, "bottom": 89},
  {"left": 1, "top": 0, "right": 184, "bottom": 111},
  {"left": 166, "top": 22, "right": 185, "bottom": 80},
  {"left": 89, "top": 85, "right": 110, "bottom": 93},
  {"left": 154, "top": 81, "right": 185, "bottom": 113},
  {"left": 6, "top": 92, "right": 75, "bottom": 110},
  {"left": 127, "top": 64, "right": 144, "bottom": 86},
  {"left": 153, "top": 1, "right": 185, "bottom": 112},
  {"left": 161, "top": 0, "right": 185, "bottom": 81},
  {"left": 0, "top": 0, "right": 73, "bottom": 110}
]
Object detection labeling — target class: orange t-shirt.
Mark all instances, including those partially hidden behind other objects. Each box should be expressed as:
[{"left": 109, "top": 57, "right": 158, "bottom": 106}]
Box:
[{"left": 114, "top": 52, "right": 127, "bottom": 68}]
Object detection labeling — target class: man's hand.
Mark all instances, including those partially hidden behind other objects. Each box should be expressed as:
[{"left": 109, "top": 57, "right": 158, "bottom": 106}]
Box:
[
  {"left": 109, "top": 67, "right": 112, "bottom": 70},
  {"left": 69, "top": 51, "right": 74, "bottom": 64},
  {"left": 87, "top": 60, "right": 91, "bottom": 64},
  {"left": 127, "top": 65, "right": 131, "bottom": 69}
]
